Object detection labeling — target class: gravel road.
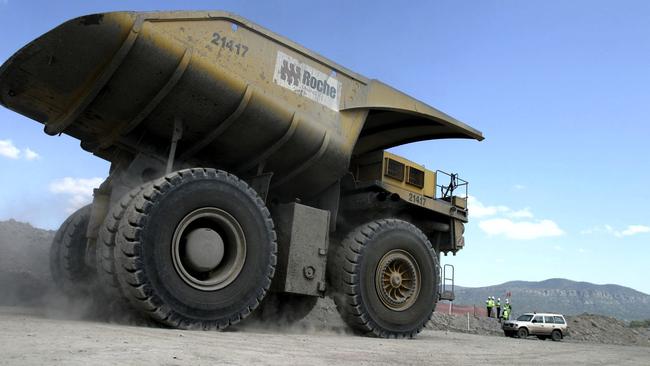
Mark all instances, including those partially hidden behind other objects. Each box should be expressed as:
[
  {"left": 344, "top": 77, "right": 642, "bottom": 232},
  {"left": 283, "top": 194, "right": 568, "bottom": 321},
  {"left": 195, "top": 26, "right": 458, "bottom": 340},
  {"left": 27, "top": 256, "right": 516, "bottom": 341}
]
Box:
[{"left": 0, "top": 306, "right": 648, "bottom": 366}]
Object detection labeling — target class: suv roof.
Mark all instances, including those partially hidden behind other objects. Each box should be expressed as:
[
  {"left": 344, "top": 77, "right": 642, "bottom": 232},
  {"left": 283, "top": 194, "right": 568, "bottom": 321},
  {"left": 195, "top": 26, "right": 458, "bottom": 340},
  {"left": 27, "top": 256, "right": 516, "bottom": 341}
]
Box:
[{"left": 522, "top": 313, "right": 565, "bottom": 317}]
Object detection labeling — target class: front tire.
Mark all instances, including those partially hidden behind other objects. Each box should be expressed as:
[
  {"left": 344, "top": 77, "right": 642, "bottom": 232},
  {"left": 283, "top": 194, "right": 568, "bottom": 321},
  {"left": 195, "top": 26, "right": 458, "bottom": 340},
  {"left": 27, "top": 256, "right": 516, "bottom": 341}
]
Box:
[
  {"left": 330, "top": 219, "right": 440, "bottom": 338},
  {"left": 517, "top": 327, "right": 529, "bottom": 338},
  {"left": 114, "top": 168, "right": 277, "bottom": 330}
]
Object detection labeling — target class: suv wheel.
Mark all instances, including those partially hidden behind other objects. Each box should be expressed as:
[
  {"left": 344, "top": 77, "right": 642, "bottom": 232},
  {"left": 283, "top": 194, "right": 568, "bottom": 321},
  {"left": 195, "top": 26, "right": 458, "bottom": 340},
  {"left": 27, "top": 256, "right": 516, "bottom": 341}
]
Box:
[
  {"left": 517, "top": 327, "right": 529, "bottom": 338},
  {"left": 551, "top": 329, "right": 562, "bottom": 341}
]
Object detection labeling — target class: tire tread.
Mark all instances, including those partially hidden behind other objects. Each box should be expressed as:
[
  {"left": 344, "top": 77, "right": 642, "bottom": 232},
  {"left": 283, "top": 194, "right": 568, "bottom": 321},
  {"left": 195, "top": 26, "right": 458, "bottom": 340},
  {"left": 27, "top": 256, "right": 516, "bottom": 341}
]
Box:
[
  {"left": 114, "top": 168, "right": 276, "bottom": 330},
  {"left": 331, "top": 219, "right": 439, "bottom": 339}
]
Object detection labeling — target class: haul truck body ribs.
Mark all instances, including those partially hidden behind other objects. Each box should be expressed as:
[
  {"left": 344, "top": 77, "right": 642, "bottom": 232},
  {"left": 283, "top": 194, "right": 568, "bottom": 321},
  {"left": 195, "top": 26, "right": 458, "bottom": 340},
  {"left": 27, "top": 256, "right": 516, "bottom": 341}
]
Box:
[{"left": 0, "top": 11, "right": 483, "bottom": 338}]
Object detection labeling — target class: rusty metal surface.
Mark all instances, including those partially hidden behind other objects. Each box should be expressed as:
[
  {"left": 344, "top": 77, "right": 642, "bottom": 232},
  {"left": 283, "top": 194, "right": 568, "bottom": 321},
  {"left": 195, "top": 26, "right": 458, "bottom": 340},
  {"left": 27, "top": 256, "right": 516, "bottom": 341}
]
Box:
[{"left": 0, "top": 11, "right": 483, "bottom": 200}]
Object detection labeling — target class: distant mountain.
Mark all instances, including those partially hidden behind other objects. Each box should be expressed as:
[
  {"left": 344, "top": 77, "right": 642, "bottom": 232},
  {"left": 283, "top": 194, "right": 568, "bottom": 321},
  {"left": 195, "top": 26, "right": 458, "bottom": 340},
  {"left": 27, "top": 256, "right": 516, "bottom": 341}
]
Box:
[{"left": 453, "top": 278, "right": 650, "bottom": 321}]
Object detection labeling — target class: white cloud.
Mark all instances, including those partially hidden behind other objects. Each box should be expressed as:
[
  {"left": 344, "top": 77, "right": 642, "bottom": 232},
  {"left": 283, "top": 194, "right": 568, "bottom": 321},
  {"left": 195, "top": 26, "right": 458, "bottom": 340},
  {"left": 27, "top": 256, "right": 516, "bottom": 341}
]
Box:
[
  {"left": 470, "top": 196, "right": 563, "bottom": 240},
  {"left": 0, "top": 139, "right": 20, "bottom": 159},
  {"left": 0, "top": 139, "right": 42, "bottom": 161},
  {"left": 620, "top": 225, "right": 650, "bottom": 237},
  {"left": 513, "top": 184, "right": 526, "bottom": 190},
  {"left": 49, "top": 177, "right": 104, "bottom": 213},
  {"left": 479, "top": 218, "right": 564, "bottom": 240},
  {"left": 580, "top": 224, "right": 650, "bottom": 238},
  {"left": 468, "top": 196, "right": 533, "bottom": 219},
  {"left": 508, "top": 208, "right": 534, "bottom": 219},
  {"left": 23, "top": 148, "right": 40, "bottom": 160},
  {"left": 467, "top": 196, "right": 509, "bottom": 218}
]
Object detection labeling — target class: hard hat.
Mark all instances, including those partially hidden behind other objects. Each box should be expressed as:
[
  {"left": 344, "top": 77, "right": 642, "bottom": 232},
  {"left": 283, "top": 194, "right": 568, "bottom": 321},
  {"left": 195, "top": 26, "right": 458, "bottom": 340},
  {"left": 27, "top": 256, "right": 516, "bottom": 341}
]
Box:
[
  {"left": 497, "top": 298, "right": 501, "bottom": 301},
  {"left": 505, "top": 299, "right": 510, "bottom": 303}
]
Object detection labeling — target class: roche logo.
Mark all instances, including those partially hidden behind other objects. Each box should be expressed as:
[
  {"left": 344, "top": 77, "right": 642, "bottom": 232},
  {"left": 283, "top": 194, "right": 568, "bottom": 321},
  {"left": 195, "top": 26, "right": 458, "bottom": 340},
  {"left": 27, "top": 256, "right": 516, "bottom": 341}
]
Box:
[
  {"left": 273, "top": 51, "right": 341, "bottom": 111},
  {"left": 280, "top": 60, "right": 301, "bottom": 87}
]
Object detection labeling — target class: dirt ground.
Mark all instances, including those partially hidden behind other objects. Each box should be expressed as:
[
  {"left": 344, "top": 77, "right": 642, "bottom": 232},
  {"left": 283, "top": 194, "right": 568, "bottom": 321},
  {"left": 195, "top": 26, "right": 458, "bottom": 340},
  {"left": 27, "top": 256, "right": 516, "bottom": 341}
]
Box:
[{"left": 0, "top": 306, "right": 648, "bottom": 366}]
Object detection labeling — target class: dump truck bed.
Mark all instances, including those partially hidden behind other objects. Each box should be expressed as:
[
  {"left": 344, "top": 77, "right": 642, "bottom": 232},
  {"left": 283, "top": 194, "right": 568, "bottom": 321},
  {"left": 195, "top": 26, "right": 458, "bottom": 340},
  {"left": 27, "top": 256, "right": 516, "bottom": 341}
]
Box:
[{"left": 0, "top": 11, "right": 482, "bottom": 198}]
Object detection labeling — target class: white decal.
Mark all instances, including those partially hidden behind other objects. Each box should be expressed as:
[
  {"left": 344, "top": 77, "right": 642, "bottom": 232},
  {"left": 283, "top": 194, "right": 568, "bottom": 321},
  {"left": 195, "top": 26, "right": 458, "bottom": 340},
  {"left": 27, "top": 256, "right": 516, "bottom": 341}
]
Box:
[{"left": 273, "top": 51, "right": 341, "bottom": 111}]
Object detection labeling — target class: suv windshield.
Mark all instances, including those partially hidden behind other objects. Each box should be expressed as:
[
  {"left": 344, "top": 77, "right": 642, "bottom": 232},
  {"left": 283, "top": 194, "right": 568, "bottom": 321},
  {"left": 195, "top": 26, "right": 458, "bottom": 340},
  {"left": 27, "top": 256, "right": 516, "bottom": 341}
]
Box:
[{"left": 517, "top": 314, "right": 533, "bottom": 321}]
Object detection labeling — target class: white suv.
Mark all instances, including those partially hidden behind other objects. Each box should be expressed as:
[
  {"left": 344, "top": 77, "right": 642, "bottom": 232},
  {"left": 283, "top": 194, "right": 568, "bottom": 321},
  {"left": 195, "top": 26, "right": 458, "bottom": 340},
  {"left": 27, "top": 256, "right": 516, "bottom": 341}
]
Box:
[{"left": 502, "top": 313, "right": 568, "bottom": 341}]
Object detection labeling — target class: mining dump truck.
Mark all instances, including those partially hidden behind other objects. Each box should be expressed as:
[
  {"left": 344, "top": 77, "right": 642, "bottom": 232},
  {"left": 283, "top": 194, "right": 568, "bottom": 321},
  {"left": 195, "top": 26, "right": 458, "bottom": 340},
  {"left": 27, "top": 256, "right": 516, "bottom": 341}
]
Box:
[{"left": 0, "top": 11, "right": 483, "bottom": 338}]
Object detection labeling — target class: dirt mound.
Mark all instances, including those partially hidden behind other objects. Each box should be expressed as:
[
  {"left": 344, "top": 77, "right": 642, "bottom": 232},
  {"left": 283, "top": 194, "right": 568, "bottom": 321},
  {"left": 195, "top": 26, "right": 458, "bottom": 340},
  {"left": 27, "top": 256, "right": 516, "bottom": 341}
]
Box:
[
  {"left": 0, "top": 219, "right": 55, "bottom": 306},
  {"left": 0, "top": 219, "right": 53, "bottom": 280},
  {"left": 427, "top": 311, "right": 503, "bottom": 336},
  {"left": 567, "top": 313, "right": 650, "bottom": 347}
]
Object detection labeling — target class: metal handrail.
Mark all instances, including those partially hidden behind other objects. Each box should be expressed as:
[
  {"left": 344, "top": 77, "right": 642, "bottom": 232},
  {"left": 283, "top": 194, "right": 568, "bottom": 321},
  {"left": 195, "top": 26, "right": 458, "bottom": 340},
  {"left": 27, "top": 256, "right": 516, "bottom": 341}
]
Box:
[{"left": 436, "top": 170, "right": 468, "bottom": 199}]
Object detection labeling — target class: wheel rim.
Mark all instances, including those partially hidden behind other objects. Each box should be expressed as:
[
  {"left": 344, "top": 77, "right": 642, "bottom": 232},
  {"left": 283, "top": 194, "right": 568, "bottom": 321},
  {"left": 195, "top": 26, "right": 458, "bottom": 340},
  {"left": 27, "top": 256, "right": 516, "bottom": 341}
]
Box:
[
  {"left": 375, "top": 249, "right": 421, "bottom": 311},
  {"left": 172, "top": 207, "right": 246, "bottom": 291}
]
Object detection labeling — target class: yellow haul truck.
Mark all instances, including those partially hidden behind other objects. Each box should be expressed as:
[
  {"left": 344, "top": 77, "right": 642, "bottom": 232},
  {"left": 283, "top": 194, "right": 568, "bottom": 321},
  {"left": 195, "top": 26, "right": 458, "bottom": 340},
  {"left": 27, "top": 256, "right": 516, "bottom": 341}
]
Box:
[{"left": 0, "top": 11, "right": 483, "bottom": 338}]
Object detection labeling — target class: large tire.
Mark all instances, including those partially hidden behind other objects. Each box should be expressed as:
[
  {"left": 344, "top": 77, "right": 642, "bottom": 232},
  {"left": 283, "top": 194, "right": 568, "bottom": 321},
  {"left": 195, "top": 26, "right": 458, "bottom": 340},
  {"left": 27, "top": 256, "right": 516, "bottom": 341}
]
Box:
[
  {"left": 253, "top": 292, "right": 319, "bottom": 324},
  {"left": 114, "top": 168, "right": 277, "bottom": 330},
  {"left": 96, "top": 185, "right": 148, "bottom": 304},
  {"left": 49, "top": 205, "right": 93, "bottom": 295},
  {"left": 330, "top": 219, "right": 440, "bottom": 338}
]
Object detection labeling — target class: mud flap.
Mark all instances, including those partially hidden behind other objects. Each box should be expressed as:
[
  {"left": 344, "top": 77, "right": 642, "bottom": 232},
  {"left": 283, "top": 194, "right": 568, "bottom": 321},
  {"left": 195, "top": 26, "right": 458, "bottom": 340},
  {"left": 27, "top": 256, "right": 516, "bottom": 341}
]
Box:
[{"left": 272, "top": 203, "right": 330, "bottom": 296}]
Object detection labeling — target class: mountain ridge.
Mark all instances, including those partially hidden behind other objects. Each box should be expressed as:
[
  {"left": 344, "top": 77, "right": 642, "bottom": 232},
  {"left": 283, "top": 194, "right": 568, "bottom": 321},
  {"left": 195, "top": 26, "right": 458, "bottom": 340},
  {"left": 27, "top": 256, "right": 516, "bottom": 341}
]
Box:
[
  {"left": 457, "top": 278, "right": 649, "bottom": 296},
  {"left": 452, "top": 278, "right": 650, "bottom": 321}
]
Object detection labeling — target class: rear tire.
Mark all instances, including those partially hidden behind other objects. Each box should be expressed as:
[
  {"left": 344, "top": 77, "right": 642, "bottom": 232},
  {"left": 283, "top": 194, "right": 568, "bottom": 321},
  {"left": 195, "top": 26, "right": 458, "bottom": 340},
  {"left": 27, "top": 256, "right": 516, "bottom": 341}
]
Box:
[
  {"left": 330, "top": 219, "right": 439, "bottom": 338},
  {"left": 49, "top": 205, "right": 93, "bottom": 295},
  {"left": 551, "top": 329, "right": 562, "bottom": 341},
  {"left": 517, "top": 327, "right": 529, "bottom": 338},
  {"left": 114, "top": 168, "right": 277, "bottom": 330}
]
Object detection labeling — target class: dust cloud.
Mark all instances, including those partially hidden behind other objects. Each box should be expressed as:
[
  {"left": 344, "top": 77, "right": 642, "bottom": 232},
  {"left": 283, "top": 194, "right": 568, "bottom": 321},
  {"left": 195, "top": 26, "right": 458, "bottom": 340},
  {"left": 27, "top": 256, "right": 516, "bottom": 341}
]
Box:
[
  {"left": 0, "top": 219, "right": 149, "bottom": 325},
  {"left": 0, "top": 218, "right": 349, "bottom": 335}
]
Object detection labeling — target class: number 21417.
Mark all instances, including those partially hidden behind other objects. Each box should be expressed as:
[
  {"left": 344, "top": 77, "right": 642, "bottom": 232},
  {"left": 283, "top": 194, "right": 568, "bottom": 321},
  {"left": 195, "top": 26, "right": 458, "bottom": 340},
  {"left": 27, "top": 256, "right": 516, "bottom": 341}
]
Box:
[{"left": 211, "top": 32, "right": 249, "bottom": 57}]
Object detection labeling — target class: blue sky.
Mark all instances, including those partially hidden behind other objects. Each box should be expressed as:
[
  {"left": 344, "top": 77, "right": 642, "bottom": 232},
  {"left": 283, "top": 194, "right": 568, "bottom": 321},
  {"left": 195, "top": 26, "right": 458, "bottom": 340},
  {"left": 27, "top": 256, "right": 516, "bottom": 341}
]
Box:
[{"left": 1, "top": 1, "right": 648, "bottom": 294}]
